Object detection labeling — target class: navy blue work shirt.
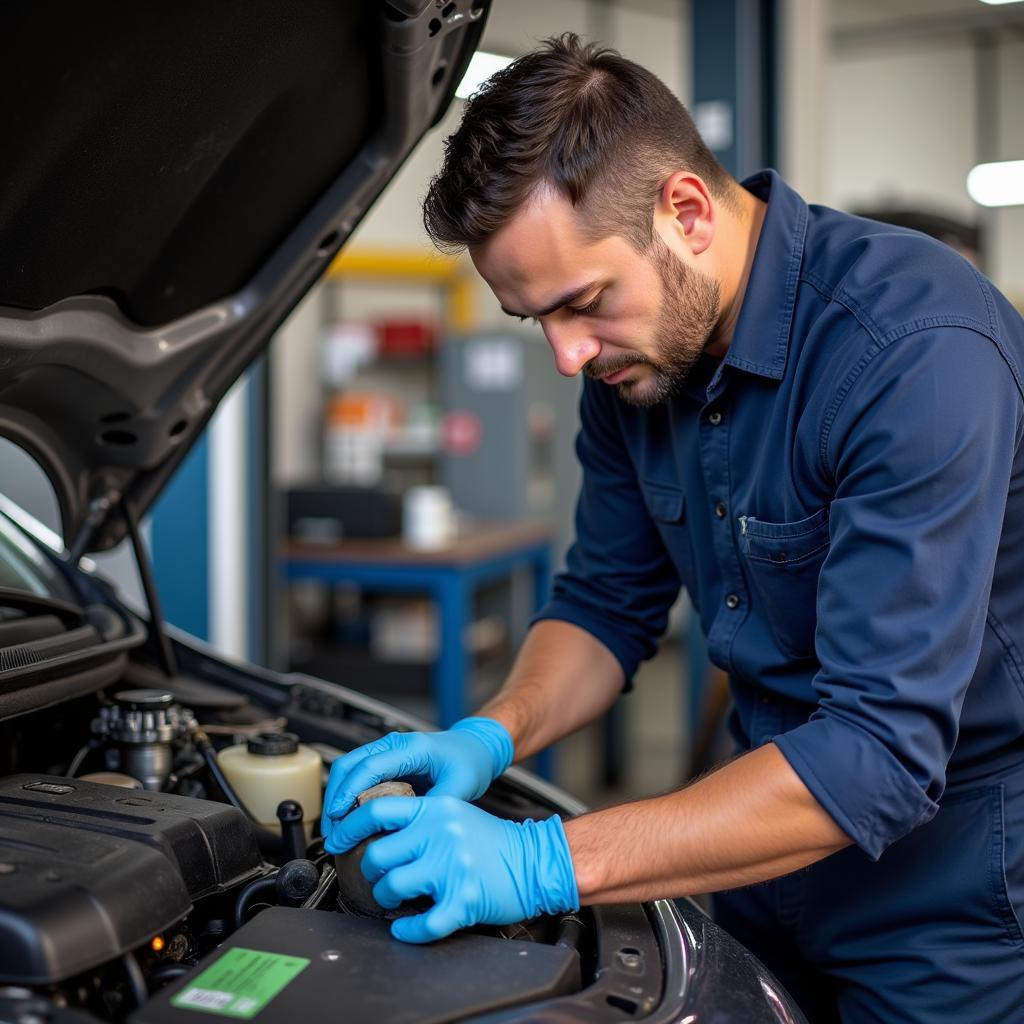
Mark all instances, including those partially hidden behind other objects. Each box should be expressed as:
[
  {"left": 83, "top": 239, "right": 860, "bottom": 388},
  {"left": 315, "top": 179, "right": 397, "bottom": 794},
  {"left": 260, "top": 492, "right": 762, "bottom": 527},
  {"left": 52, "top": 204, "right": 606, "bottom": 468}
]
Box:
[{"left": 537, "top": 170, "right": 1024, "bottom": 860}]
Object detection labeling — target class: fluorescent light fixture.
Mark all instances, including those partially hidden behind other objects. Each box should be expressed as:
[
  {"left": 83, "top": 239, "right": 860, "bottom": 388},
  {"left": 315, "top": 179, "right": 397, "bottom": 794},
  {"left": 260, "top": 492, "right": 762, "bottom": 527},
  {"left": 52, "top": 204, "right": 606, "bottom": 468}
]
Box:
[
  {"left": 966, "top": 160, "right": 1024, "bottom": 207},
  {"left": 978, "top": 1, "right": 1024, "bottom": 5},
  {"left": 456, "top": 51, "right": 514, "bottom": 100}
]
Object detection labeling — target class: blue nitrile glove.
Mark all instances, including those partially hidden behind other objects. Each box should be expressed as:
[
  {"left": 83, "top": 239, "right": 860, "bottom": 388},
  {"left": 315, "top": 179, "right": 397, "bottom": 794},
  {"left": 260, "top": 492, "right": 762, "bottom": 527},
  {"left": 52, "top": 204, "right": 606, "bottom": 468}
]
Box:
[
  {"left": 320, "top": 718, "right": 514, "bottom": 836},
  {"left": 324, "top": 795, "right": 580, "bottom": 944}
]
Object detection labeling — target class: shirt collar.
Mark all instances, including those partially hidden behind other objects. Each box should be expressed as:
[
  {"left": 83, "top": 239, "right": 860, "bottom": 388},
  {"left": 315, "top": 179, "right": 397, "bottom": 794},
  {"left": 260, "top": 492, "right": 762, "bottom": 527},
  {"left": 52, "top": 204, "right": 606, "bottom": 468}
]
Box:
[{"left": 723, "top": 169, "right": 808, "bottom": 381}]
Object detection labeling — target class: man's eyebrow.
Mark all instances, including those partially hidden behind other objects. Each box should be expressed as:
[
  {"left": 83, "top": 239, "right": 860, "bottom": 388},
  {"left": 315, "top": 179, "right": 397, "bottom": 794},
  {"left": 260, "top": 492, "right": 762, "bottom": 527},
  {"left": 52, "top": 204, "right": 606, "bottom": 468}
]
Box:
[{"left": 500, "top": 282, "right": 598, "bottom": 320}]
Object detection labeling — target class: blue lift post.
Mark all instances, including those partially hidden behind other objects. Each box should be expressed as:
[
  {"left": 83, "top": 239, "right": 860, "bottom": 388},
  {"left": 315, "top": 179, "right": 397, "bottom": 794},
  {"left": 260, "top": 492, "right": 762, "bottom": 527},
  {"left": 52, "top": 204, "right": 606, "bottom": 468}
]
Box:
[
  {"left": 687, "top": 0, "right": 779, "bottom": 757},
  {"left": 150, "top": 433, "right": 210, "bottom": 642},
  {"left": 150, "top": 365, "right": 266, "bottom": 663}
]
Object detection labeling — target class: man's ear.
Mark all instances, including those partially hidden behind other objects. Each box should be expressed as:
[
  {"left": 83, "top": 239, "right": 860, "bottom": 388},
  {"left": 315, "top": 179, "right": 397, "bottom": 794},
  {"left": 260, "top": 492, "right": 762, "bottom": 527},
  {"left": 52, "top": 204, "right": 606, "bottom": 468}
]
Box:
[{"left": 656, "top": 172, "right": 714, "bottom": 256}]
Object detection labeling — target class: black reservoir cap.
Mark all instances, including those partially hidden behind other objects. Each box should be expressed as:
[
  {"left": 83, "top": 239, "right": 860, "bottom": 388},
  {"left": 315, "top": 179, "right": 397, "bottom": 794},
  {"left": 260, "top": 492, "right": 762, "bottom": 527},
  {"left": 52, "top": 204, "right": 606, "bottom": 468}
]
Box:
[{"left": 248, "top": 732, "right": 300, "bottom": 757}]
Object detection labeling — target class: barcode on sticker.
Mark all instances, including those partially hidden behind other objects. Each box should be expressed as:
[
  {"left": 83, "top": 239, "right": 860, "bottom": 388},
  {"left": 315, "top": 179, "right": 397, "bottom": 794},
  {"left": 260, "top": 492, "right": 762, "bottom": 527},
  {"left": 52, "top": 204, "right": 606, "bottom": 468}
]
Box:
[
  {"left": 171, "top": 947, "right": 310, "bottom": 1018},
  {"left": 178, "top": 989, "right": 235, "bottom": 1010}
]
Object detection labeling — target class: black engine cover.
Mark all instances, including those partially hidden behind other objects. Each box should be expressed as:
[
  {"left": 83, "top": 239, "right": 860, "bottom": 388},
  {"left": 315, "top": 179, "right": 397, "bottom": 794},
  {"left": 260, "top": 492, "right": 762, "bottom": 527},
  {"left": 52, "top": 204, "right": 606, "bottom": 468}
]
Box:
[
  {"left": 0, "top": 774, "right": 262, "bottom": 984},
  {"left": 133, "top": 908, "right": 581, "bottom": 1024}
]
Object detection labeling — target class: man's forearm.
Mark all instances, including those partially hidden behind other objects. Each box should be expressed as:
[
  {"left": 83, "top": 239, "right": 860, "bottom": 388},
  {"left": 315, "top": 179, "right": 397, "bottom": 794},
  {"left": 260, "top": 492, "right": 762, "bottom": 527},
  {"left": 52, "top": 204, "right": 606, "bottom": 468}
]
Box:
[
  {"left": 565, "top": 742, "right": 851, "bottom": 902},
  {"left": 477, "top": 620, "right": 624, "bottom": 761}
]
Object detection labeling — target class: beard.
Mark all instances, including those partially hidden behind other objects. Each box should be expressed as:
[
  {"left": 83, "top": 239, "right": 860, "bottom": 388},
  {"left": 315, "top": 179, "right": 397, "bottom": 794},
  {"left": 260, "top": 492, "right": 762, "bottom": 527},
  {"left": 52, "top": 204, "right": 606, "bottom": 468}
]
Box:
[{"left": 583, "top": 238, "right": 721, "bottom": 408}]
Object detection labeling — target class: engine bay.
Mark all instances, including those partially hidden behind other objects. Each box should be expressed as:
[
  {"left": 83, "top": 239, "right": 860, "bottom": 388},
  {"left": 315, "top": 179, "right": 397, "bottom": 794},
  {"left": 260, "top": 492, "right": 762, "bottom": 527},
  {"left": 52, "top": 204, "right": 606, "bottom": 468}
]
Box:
[{"left": 0, "top": 673, "right": 667, "bottom": 1024}]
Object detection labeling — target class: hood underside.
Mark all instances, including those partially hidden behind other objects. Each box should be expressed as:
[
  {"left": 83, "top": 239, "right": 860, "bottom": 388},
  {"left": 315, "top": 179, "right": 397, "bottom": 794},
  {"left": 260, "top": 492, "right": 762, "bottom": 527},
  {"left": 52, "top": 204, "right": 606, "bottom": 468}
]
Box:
[{"left": 0, "top": 0, "right": 488, "bottom": 552}]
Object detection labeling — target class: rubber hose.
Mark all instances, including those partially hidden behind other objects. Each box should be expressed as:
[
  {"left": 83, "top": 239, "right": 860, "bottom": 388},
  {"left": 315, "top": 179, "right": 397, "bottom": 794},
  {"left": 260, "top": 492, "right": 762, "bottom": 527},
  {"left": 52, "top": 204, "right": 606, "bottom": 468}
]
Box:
[
  {"left": 197, "top": 738, "right": 258, "bottom": 820},
  {"left": 148, "top": 964, "right": 191, "bottom": 988},
  {"left": 197, "top": 737, "right": 284, "bottom": 856},
  {"left": 555, "top": 914, "right": 587, "bottom": 953},
  {"left": 233, "top": 873, "right": 280, "bottom": 930},
  {"left": 300, "top": 864, "right": 337, "bottom": 910},
  {"left": 122, "top": 954, "right": 148, "bottom": 1010}
]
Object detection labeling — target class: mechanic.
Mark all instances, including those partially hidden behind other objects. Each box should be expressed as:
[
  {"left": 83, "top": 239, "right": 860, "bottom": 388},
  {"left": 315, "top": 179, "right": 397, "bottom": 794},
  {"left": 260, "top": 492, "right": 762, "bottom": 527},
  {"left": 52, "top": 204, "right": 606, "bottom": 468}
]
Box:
[{"left": 322, "top": 34, "right": 1024, "bottom": 1023}]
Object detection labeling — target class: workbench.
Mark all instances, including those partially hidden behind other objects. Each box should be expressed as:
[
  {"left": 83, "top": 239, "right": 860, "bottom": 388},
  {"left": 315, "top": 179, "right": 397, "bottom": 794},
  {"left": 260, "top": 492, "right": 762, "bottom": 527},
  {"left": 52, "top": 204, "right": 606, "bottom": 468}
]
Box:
[{"left": 283, "top": 521, "right": 555, "bottom": 779}]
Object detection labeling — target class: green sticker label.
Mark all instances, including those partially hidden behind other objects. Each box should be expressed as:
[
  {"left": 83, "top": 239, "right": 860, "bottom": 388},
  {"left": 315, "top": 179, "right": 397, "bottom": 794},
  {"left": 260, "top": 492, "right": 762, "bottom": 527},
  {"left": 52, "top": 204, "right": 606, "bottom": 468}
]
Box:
[{"left": 171, "top": 947, "right": 309, "bottom": 1019}]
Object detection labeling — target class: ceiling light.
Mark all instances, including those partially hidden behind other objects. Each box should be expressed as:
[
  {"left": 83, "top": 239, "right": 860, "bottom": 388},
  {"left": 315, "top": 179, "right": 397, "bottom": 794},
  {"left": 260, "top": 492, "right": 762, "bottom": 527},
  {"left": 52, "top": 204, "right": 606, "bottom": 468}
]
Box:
[
  {"left": 966, "top": 160, "right": 1024, "bottom": 207},
  {"left": 977, "top": 1, "right": 1024, "bottom": 5},
  {"left": 455, "top": 51, "right": 514, "bottom": 100}
]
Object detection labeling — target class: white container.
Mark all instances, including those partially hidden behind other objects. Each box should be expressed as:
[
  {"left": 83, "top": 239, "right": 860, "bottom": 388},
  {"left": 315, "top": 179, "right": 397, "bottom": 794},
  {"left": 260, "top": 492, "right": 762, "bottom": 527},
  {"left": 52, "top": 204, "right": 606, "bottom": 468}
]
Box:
[
  {"left": 403, "top": 485, "right": 456, "bottom": 550},
  {"left": 218, "top": 733, "right": 322, "bottom": 837}
]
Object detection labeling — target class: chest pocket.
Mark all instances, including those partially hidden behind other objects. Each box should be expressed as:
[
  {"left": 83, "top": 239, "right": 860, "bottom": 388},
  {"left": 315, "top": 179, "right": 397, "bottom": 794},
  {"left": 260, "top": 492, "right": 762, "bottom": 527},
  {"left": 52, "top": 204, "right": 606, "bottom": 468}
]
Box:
[
  {"left": 640, "top": 479, "right": 699, "bottom": 600},
  {"left": 739, "top": 506, "right": 830, "bottom": 661}
]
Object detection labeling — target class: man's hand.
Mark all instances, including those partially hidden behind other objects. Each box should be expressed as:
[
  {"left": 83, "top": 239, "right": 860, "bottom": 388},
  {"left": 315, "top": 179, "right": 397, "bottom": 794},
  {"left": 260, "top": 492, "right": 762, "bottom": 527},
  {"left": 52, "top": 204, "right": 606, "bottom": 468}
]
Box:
[
  {"left": 320, "top": 717, "right": 513, "bottom": 837},
  {"left": 324, "top": 795, "right": 579, "bottom": 943}
]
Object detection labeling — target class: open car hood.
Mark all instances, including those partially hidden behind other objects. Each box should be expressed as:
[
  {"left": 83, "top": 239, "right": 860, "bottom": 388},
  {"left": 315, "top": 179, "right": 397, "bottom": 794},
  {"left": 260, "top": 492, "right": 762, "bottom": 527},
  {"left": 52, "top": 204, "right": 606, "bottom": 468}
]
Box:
[{"left": 0, "top": 0, "right": 488, "bottom": 553}]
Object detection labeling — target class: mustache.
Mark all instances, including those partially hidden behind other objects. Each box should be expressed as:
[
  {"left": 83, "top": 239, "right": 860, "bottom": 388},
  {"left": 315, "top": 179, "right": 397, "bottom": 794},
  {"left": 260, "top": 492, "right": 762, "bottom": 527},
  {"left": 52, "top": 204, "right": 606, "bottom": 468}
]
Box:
[{"left": 582, "top": 353, "right": 650, "bottom": 380}]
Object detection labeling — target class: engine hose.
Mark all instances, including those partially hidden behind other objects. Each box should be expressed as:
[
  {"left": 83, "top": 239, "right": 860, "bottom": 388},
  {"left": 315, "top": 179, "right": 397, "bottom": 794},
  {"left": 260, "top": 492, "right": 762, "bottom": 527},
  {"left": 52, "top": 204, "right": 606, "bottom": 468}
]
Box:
[
  {"left": 122, "top": 954, "right": 148, "bottom": 1010},
  {"left": 195, "top": 735, "right": 259, "bottom": 820},
  {"left": 233, "top": 873, "right": 281, "bottom": 930},
  {"left": 195, "top": 733, "right": 285, "bottom": 856},
  {"left": 555, "top": 914, "right": 587, "bottom": 953},
  {"left": 67, "top": 739, "right": 101, "bottom": 778},
  {"left": 300, "top": 864, "right": 337, "bottom": 910},
  {"left": 148, "top": 964, "right": 191, "bottom": 987}
]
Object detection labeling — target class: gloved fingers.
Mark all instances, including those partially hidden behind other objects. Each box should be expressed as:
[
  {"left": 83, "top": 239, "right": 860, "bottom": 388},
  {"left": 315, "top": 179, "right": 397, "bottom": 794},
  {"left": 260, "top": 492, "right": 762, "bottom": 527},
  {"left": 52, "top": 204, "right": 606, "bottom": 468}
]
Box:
[
  {"left": 360, "top": 830, "right": 418, "bottom": 883},
  {"left": 325, "top": 795, "right": 422, "bottom": 854},
  {"left": 390, "top": 899, "right": 466, "bottom": 944},
  {"left": 372, "top": 860, "right": 436, "bottom": 910},
  {"left": 324, "top": 743, "right": 431, "bottom": 823},
  {"left": 321, "top": 745, "right": 373, "bottom": 828},
  {"left": 324, "top": 750, "right": 413, "bottom": 821},
  {"left": 322, "top": 731, "right": 408, "bottom": 818}
]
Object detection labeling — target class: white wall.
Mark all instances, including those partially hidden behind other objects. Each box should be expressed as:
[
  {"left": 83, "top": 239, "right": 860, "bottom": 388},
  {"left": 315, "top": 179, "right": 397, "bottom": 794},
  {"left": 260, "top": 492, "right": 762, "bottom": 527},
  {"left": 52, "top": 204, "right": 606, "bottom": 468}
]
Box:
[
  {"left": 991, "top": 39, "right": 1024, "bottom": 304},
  {"left": 821, "top": 27, "right": 1023, "bottom": 303},
  {"left": 780, "top": 0, "right": 828, "bottom": 202},
  {"left": 825, "top": 41, "right": 978, "bottom": 219}
]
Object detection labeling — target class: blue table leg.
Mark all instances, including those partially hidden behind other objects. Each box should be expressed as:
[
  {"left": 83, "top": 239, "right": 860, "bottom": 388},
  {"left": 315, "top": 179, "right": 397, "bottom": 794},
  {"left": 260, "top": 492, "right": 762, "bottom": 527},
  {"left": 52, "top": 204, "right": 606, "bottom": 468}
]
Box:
[{"left": 434, "top": 570, "right": 471, "bottom": 729}]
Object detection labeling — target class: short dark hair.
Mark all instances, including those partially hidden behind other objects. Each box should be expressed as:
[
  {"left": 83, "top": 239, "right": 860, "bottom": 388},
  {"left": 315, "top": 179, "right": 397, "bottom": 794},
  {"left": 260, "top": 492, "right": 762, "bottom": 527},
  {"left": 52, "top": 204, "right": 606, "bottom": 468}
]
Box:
[{"left": 423, "top": 33, "right": 734, "bottom": 254}]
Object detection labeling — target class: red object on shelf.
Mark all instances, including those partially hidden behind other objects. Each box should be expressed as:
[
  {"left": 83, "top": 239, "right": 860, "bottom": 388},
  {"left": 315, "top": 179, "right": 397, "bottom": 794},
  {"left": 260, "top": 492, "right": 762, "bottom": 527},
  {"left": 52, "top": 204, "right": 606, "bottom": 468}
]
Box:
[{"left": 376, "top": 319, "right": 436, "bottom": 357}]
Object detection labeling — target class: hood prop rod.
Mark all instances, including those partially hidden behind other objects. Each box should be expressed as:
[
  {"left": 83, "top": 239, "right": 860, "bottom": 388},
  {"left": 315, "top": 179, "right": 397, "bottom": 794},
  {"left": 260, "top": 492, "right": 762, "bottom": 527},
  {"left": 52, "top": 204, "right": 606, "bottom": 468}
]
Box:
[
  {"left": 67, "top": 492, "right": 119, "bottom": 565},
  {"left": 122, "top": 500, "right": 178, "bottom": 678}
]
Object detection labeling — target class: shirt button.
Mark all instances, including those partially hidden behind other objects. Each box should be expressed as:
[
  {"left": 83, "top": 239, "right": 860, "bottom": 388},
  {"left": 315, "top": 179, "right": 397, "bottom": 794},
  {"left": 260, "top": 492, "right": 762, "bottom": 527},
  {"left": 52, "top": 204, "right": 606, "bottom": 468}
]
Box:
[
  {"left": 725, "top": 593, "right": 741, "bottom": 610},
  {"left": 708, "top": 411, "right": 723, "bottom": 426},
  {"left": 714, "top": 502, "right": 727, "bottom": 518}
]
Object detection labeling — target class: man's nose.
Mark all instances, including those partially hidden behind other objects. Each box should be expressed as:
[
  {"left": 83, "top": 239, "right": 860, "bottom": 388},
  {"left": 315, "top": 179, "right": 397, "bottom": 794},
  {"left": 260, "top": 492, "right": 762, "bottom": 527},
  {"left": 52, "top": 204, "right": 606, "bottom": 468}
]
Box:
[{"left": 542, "top": 321, "right": 600, "bottom": 377}]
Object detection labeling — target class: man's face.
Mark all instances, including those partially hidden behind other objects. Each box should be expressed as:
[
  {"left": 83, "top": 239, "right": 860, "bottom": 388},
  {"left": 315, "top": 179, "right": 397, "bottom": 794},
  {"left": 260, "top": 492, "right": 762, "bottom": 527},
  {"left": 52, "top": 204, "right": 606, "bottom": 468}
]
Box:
[{"left": 470, "top": 186, "right": 721, "bottom": 407}]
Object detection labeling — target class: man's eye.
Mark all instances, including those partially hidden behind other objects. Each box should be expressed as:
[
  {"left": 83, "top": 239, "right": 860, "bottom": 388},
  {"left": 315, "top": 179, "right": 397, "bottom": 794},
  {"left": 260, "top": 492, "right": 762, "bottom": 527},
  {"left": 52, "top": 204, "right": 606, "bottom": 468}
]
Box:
[{"left": 571, "top": 297, "right": 601, "bottom": 317}]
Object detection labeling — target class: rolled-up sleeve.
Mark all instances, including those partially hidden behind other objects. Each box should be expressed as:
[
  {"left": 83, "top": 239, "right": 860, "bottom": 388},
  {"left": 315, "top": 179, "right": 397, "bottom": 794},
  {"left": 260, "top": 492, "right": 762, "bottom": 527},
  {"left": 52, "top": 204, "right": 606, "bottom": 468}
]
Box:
[
  {"left": 774, "top": 326, "right": 1024, "bottom": 859},
  {"left": 532, "top": 379, "right": 682, "bottom": 686}
]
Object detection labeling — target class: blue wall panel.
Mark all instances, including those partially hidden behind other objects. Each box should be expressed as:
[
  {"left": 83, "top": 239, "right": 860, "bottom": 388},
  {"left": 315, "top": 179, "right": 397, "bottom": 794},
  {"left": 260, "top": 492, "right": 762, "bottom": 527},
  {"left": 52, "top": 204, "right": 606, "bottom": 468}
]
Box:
[{"left": 150, "top": 432, "right": 209, "bottom": 640}]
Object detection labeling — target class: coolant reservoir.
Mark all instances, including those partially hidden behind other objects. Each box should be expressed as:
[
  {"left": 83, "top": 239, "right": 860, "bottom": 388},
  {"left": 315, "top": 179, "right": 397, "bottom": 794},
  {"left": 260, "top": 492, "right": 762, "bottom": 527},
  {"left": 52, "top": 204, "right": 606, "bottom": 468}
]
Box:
[{"left": 218, "top": 732, "right": 322, "bottom": 836}]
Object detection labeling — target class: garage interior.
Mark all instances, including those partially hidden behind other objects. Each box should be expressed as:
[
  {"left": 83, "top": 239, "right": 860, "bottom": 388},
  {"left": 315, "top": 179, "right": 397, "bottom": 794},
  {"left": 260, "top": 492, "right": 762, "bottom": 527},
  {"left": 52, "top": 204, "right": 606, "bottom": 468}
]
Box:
[{"left": 0, "top": 1, "right": 1022, "bottom": 1020}]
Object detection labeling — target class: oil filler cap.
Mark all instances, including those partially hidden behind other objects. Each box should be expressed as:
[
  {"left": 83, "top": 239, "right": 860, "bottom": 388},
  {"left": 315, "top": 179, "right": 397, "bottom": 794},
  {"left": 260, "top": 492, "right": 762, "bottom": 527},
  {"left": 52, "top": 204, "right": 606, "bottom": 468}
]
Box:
[{"left": 247, "top": 732, "right": 299, "bottom": 757}]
